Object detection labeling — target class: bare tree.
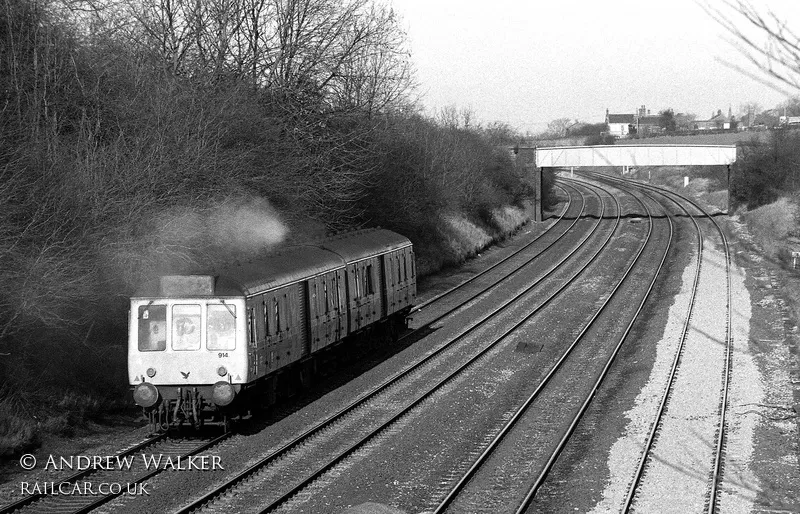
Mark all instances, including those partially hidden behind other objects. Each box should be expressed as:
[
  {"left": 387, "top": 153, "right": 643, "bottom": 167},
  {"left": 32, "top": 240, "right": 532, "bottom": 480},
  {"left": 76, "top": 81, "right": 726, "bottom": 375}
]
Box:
[
  {"left": 321, "top": 3, "right": 413, "bottom": 115},
  {"left": 546, "top": 118, "right": 575, "bottom": 138},
  {"left": 701, "top": 0, "right": 800, "bottom": 94}
]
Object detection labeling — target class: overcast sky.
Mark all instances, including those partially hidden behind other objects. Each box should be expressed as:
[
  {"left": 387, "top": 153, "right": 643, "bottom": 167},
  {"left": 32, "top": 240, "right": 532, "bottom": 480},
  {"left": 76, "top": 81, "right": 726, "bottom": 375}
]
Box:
[{"left": 390, "top": 0, "right": 800, "bottom": 133}]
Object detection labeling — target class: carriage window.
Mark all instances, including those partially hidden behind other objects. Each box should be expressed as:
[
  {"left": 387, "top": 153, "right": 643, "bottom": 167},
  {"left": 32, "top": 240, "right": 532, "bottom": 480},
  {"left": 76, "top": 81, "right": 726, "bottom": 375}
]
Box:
[
  {"left": 208, "top": 304, "right": 236, "bottom": 351},
  {"left": 365, "top": 264, "right": 374, "bottom": 294},
  {"left": 283, "top": 293, "right": 290, "bottom": 330},
  {"left": 273, "top": 297, "right": 281, "bottom": 333},
  {"left": 402, "top": 254, "right": 407, "bottom": 281},
  {"left": 323, "top": 279, "right": 330, "bottom": 314},
  {"left": 335, "top": 273, "right": 342, "bottom": 309},
  {"left": 138, "top": 305, "right": 166, "bottom": 351},
  {"left": 411, "top": 253, "right": 416, "bottom": 278},
  {"left": 268, "top": 300, "right": 272, "bottom": 336},
  {"left": 396, "top": 255, "right": 401, "bottom": 282},
  {"left": 172, "top": 304, "right": 201, "bottom": 350},
  {"left": 354, "top": 268, "right": 361, "bottom": 298}
]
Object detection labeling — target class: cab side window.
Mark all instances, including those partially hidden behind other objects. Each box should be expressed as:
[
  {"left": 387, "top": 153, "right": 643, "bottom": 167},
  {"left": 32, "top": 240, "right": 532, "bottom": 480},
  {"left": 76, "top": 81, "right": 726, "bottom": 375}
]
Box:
[{"left": 208, "top": 304, "right": 237, "bottom": 351}]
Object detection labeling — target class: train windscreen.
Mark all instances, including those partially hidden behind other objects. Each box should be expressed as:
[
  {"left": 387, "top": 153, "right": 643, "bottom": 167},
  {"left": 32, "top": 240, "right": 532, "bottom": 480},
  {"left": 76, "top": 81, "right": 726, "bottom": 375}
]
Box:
[
  {"left": 138, "top": 305, "right": 166, "bottom": 351},
  {"left": 172, "top": 304, "right": 201, "bottom": 350},
  {"left": 207, "top": 304, "right": 236, "bottom": 350}
]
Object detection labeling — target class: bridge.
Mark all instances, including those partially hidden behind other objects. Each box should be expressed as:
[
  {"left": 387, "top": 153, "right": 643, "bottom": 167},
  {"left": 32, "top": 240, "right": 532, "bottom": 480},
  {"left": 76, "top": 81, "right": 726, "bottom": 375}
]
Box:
[{"left": 517, "top": 145, "right": 737, "bottom": 221}]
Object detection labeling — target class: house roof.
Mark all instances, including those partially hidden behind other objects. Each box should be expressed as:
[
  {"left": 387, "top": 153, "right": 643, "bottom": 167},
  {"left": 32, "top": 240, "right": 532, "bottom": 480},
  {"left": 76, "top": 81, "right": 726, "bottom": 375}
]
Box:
[
  {"left": 637, "top": 115, "right": 662, "bottom": 126},
  {"left": 697, "top": 113, "right": 731, "bottom": 123},
  {"left": 607, "top": 114, "right": 635, "bottom": 124}
]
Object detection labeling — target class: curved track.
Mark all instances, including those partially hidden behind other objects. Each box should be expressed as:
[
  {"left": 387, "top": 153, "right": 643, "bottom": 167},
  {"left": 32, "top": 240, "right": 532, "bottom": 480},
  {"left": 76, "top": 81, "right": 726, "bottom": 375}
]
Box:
[
  {"left": 431, "top": 175, "right": 673, "bottom": 513},
  {"left": 171, "top": 180, "right": 627, "bottom": 513},
  {"left": 584, "top": 171, "right": 732, "bottom": 514}
]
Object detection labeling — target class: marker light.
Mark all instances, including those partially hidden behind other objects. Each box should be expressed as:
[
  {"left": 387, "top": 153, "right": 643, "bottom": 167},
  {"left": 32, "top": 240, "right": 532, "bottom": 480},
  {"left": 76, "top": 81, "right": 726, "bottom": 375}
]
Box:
[
  {"left": 217, "top": 366, "right": 227, "bottom": 377},
  {"left": 133, "top": 383, "right": 159, "bottom": 408},
  {"left": 212, "top": 381, "right": 236, "bottom": 407},
  {"left": 146, "top": 367, "right": 156, "bottom": 378}
]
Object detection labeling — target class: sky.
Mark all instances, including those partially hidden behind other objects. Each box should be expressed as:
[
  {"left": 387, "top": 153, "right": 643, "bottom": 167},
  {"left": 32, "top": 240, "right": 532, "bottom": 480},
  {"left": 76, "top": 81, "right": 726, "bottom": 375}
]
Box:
[{"left": 389, "top": 0, "right": 800, "bottom": 133}]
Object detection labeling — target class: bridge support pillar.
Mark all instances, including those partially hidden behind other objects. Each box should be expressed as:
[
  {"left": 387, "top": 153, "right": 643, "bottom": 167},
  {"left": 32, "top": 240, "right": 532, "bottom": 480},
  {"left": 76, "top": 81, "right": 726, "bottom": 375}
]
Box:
[
  {"left": 534, "top": 167, "right": 543, "bottom": 222},
  {"left": 726, "top": 164, "right": 731, "bottom": 214}
]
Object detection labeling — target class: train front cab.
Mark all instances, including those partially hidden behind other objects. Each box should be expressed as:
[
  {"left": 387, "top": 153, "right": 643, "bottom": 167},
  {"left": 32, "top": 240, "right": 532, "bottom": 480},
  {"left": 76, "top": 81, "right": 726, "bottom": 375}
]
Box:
[{"left": 128, "top": 276, "right": 248, "bottom": 431}]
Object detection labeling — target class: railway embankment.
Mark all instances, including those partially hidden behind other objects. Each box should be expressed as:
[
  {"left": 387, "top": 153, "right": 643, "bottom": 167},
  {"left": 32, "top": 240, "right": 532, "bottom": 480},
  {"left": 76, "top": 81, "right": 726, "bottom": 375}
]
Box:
[{"left": 721, "top": 204, "right": 800, "bottom": 512}]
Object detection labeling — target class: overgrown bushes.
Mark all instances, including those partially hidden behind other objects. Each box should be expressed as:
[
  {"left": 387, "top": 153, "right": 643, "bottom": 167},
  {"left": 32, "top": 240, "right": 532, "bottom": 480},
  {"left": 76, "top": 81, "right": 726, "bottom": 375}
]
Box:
[
  {"left": 361, "top": 114, "right": 535, "bottom": 273},
  {"left": 731, "top": 130, "right": 800, "bottom": 209}
]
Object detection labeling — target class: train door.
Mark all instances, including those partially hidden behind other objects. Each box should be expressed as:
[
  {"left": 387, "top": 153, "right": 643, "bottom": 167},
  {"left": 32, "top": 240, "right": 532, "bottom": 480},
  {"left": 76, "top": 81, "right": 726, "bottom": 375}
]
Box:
[
  {"left": 247, "top": 298, "right": 265, "bottom": 380},
  {"left": 308, "top": 273, "right": 337, "bottom": 352},
  {"left": 308, "top": 277, "right": 321, "bottom": 351},
  {"left": 334, "top": 268, "right": 347, "bottom": 339},
  {"left": 288, "top": 282, "right": 308, "bottom": 361},
  {"left": 348, "top": 262, "right": 364, "bottom": 331},
  {"left": 322, "top": 272, "right": 336, "bottom": 345},
  {"left": 263, "top": 292, "right": 281, "bottom": 372},
  {"left": 364, "top": 258, "right": 382, "bottom": 325}
]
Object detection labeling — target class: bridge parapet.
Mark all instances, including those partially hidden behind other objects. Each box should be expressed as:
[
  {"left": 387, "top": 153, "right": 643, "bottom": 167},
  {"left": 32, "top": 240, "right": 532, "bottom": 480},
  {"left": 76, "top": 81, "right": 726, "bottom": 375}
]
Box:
[{"left": 535, "top": 144, "right": 736, "bottom": 168}]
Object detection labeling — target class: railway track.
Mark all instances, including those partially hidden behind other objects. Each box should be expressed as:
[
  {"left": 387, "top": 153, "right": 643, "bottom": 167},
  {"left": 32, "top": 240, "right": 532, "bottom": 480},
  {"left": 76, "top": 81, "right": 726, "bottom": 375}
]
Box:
[
  {"left": 584, "top": 171, "right": 733, "bottom": 514},
  {"left": 164, "top": 180, "right": 627, "bottom": 513},
  {"left": 429, "top": 175, "right": 673, "bottom": 513},
  {"left": 0, "top": 433, "right": 228, "bottom": 514}
]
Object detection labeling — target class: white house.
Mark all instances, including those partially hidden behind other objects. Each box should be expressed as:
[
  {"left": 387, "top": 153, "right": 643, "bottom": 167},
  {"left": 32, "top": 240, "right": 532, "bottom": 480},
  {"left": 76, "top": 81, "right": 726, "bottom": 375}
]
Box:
[{"left": 606, "top": 111, "right": 635, "bottom": 137}]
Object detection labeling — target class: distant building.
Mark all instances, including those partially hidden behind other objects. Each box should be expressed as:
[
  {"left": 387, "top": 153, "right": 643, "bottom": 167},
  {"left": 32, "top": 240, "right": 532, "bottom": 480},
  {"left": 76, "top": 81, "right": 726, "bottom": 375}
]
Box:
[
  {"left": 605, "top": 105, "right": 663, "bottom": 138},
  {"left": 635, "top": 105, "right": 663, "bottom": 136},
  {"left": 606, "top": 112, "right": 635, "bottom": 137},
  {"left": 695, "top": 108, "right": 735, "bottom": 131}
]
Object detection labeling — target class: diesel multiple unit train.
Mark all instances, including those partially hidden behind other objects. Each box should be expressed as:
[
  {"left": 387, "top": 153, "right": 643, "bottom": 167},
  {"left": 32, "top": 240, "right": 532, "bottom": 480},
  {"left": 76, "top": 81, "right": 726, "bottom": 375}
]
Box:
[{"left": 129, "top": 229, "right": 416, "bottom": 431}]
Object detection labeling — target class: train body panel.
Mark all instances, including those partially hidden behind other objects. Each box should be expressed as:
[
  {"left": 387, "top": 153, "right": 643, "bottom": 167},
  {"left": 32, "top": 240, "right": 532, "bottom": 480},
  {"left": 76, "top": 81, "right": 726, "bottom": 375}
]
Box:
[
  {"left": 382, "top": 247, "right": 416, "bottom": 317},
  {"left": 246, "top": 281, "right": 310, "bottom": 380},
  {"left": 307, "top": 269, "right": 347, "bottom": 353},
  {"left": 321, "top": 229, "right": 413, "bottom": 333}
]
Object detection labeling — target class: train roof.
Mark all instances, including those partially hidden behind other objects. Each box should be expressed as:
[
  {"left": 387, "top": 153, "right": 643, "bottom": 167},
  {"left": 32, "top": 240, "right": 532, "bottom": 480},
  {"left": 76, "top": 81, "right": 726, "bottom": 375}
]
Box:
[
  {"left": 132, "top": 229, "right": 412, "bottom": 298},
  {"left": 322, "top": 228, "right": 412, "bottom": 262},
  {"left": 223, "top": 245, "right": 345, "bottom": 295}
]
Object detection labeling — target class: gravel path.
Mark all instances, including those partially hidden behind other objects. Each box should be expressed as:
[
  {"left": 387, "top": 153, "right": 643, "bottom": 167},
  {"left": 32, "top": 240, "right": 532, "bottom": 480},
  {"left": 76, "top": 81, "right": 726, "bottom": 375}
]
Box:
[
  {"left": 631, "top": 233, "right": 730, "bottom": 512},
  {"left": 717, "top": 256, "right": 759, "bottom": 513},
  {"left": 587, "top": 231, "right": 698, "bottom": 513}
]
